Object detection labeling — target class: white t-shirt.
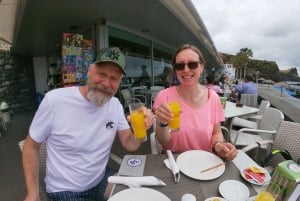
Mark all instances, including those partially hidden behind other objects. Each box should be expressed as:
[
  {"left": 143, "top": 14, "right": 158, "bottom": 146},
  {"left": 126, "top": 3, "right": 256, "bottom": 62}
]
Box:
[{"left": 29, "top": 86, "right": 130, "bottom": 192}]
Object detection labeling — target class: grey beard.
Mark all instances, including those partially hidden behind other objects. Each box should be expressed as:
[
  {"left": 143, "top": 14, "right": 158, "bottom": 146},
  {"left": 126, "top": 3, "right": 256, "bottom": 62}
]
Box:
[{"left": 87, "top": 90, "right": 112, "bottom": 107}]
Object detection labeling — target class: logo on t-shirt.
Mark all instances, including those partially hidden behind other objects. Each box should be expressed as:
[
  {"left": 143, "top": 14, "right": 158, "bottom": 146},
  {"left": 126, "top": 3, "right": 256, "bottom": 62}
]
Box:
[{"left": 105, "top": 120, "right": 114, "bottom": 129}]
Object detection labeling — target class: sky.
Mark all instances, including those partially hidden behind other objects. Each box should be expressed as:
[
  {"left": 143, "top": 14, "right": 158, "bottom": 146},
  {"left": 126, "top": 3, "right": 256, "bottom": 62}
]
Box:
[{"left": 191, "top": 0, "right": 300, "bottom": 74}]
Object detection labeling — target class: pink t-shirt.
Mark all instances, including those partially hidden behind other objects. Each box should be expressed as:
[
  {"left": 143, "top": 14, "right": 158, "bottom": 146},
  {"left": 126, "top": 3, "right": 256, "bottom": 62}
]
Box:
[{"left": 153, "top": 86, "right": 225, "bottom": 152}]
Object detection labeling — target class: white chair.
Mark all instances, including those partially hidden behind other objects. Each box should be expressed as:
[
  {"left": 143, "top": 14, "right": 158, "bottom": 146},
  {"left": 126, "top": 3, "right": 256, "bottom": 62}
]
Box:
[
  {"left": 239, "top": 94, "right": 258, "bottom": 108},
  {"left": 246, "top": 100, "right": 270, "bottom": 123},
  {"left": 229, "top": 107, "right": 284, "bottom": 151},
  {"left": 242, "top": 120, "right": 300, "bottom": 168}
]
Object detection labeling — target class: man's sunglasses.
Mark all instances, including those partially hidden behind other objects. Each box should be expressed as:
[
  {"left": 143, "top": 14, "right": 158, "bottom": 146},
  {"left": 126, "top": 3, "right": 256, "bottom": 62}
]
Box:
[{"left": 173, "top": 61, "right": 202, "bottom": 70}]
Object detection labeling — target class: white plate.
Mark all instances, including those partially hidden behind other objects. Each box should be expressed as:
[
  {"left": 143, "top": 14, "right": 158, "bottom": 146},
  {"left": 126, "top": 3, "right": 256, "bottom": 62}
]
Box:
[
  {"left": 108, "top": 187, "right": 171, "bottom": 201},
  {"left": 176, "top": 150, "right": 225, "bottom": 180},
  {"left": 219, "top": 180, "right": 250, "bottom": 201},
  {"left": 204, "top": 197, "right": 228, "bottom": 201},
  {"left": 240, "top": 167, "right": 271, "bottom": 185}
]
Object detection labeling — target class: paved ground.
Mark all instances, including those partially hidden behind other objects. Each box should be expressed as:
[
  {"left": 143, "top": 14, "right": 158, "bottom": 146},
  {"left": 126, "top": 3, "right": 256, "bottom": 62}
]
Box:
[{"left": 258, "top": 85, "right": 300, "bottom": 123}]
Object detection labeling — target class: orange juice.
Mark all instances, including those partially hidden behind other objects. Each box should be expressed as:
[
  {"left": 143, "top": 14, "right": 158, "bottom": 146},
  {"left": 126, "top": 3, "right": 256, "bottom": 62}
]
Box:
[
  {"left": 130, "top": 110, "right": 147, "bottom": 141},
  {"left": 168, "top": 101, "right": 181, "bottom": 131},
  {"left": 255, "top": 191, "right": 275, "bottom": 201}
]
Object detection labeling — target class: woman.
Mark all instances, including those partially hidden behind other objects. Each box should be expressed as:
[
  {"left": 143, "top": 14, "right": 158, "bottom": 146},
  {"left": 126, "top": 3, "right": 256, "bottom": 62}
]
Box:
[{"left": 153, "top": 44, "right": 237, "bottom": 160}]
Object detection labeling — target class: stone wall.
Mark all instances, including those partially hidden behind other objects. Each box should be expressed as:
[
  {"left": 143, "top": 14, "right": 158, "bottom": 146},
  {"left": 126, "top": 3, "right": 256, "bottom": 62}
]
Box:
[{"left": 0, "top": 50, "right": 36, "bottom": 117}]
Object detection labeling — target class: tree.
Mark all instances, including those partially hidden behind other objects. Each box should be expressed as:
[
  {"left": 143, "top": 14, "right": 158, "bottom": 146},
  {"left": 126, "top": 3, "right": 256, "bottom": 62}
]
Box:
[{"left": 230, "top": 48, "right": 253, "bottom": 78}]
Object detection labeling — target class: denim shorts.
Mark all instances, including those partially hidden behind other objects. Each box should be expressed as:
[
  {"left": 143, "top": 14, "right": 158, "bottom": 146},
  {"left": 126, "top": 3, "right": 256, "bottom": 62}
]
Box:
[{"left": 47, "top": 167, "right": 116, "bottom": 201}]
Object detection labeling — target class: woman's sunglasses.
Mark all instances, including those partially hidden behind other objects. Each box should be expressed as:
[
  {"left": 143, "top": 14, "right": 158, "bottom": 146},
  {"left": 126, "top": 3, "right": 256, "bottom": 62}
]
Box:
[{"left": 173, "top": 61, "right": 202, "bottom": 71}]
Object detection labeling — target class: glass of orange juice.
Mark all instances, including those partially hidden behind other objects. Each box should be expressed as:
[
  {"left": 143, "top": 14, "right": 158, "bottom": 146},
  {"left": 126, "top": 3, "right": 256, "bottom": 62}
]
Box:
[
  {"left": 129, "top": 102, "right": 147, "bottom": 142},
  {"left": 168, "top": 99, "right": 181, "bottom": 131},
  {"left": 255, "top": 182, "right": 280, "bottom": 201}
]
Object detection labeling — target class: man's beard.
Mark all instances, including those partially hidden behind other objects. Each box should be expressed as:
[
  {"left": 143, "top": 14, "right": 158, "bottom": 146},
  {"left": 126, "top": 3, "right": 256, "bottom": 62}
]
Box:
[{"left": 87, "top": 83, "right": 115, "bottom": 107}]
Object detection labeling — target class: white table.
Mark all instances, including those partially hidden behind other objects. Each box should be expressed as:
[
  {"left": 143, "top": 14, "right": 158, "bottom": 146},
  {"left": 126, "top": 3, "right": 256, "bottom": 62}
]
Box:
[{"left": 224, "top": 101, "right": 260, "bottom": 119}]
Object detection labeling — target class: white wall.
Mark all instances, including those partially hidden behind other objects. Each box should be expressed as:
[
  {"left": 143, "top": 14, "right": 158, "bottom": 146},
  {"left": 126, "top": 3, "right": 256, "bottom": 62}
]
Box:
[{"left": 33, "top": 57, "right": 48, "bottom": 93}]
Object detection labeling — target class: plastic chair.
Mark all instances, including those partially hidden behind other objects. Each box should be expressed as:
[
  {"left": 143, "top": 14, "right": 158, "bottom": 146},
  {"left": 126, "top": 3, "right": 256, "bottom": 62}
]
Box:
[
  {"left": 229, "top": 107, "right": 284, "bottom": 152},
  {"left": 242, "top": 120, "right": 300, "bottom": 168},
  {"left": 239, "top": 94, "right": 258, "bottom": 108},
  {"left": 246, "top": 100, "right": 270, "bottom": 123}
]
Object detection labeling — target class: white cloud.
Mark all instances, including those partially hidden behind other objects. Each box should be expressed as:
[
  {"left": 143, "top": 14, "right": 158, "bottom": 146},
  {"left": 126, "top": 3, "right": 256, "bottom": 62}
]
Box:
[{"left": 191, "top": 0, "right": 300, "bottom": 72}]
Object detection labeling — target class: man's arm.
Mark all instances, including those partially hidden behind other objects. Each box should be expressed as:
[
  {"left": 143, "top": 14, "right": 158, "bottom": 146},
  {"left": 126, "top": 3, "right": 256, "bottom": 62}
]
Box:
[{"left": 23, "top": 135, "right": 41, "bottom": 201}]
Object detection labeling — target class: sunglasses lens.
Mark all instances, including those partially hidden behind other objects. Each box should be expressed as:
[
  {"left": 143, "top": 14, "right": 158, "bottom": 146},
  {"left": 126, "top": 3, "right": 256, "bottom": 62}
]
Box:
[
  {"left": 174, "top": 62, "right": 200, "bottom": 70},
  {"left": 187, "top": 62, "right": 199, "bottom": 69}
]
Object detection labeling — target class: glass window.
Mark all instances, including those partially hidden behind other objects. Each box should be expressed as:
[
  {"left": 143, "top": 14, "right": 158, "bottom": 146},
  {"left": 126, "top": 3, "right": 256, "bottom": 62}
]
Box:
[{"left": 108, "top": 26, "right": 173, "bottom": 89}]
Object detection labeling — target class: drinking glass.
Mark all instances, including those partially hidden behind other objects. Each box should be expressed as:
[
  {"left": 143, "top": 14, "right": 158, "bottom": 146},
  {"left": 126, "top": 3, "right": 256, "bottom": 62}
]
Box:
[
  {"left": 129, "top": 102, "right": 147, "bottom": 142},
  {"left": 255, "top": 182, "right": 280, "bottom": 201},
  {"left": 220, "top": 97, "right": 227, "bottom": 109},
  {"left": 167, "top": 96, "right": 181, "bottom": 131}
]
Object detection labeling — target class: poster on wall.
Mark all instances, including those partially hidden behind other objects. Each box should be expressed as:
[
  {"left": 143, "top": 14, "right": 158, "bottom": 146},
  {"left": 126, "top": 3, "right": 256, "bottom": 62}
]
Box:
[{"left": 61, "top": 33, "right": 94, "bottom": 87}]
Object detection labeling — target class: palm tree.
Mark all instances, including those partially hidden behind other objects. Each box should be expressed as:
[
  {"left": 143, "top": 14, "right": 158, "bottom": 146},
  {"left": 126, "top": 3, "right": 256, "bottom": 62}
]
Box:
[{"left": 230, "top": 48, "right": 253, "bottom": 79}]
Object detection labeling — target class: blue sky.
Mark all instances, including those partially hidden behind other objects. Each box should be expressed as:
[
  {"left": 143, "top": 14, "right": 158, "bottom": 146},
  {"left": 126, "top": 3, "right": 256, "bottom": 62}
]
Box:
[{"left": 191, "top": 0, "right": 300, "bottom": 74}]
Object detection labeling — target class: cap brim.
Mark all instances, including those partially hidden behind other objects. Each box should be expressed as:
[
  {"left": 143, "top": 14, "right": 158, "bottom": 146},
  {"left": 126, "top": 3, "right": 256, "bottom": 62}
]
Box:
[{"left": 94, "top": 60, "right": 126, "bottom": 75}]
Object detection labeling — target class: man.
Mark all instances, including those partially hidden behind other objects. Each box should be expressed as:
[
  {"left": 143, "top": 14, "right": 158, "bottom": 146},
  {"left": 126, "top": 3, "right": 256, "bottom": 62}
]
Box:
[
  {"left": 22, "top": 47, "right": 153, "bottom": 201},
  {"left": 231, "top": 74, "right": 258, "bottom": 101}
]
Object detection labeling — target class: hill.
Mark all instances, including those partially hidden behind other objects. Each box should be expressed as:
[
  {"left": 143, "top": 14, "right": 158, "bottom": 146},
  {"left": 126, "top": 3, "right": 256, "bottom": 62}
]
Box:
[{"left": 219, "top": 53, "right": 299, "bottom": 82}]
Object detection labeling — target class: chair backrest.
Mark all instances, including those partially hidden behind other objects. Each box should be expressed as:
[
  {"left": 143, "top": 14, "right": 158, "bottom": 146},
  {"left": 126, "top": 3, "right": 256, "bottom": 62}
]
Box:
[
  {"left": 120, "top": 88, "right": 132, "bottom": 109},
  {"left": 18, "top": 140, "right": 49, "bottom": 201},
  {"left": 258, "top": 107, "right": 284, "bottom": 140},
  {"left": 257, "top": 100, "right": 270, "bottom": 116},
  {"left": 267, "top": 121, "right": 300, "bottom": 167},
  {"left": 240, "top": 94, "right": 258, "bottom": 107}
]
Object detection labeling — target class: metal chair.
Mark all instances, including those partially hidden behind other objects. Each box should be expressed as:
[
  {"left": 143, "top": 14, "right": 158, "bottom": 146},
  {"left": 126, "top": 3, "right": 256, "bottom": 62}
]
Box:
[
  {"left": 229, "top": 107, "right": 284, "bottom": 152},
  {"left": 0, "top": 111, "right": 7, "bottom": 138},
  {"left": 119, "top": 88, "right": 147, "bottom": 113},
  {"left": 242, "top": 120, "right": 300, "bottom": 168}
]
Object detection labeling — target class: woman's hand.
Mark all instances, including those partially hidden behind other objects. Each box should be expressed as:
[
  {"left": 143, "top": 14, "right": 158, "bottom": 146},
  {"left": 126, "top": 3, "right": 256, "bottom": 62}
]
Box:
[
  {"left": 154, "top": 103, "right": 173, "bottom": 124},
  {"left": 214, "top": 141, "right": 237, "bottom": 160}
]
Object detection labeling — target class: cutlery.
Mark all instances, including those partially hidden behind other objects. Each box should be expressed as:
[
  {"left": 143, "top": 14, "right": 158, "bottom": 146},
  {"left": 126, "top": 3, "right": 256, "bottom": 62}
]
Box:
[{"left": 200, "top": 162, "right": 226, "bottom": 173}]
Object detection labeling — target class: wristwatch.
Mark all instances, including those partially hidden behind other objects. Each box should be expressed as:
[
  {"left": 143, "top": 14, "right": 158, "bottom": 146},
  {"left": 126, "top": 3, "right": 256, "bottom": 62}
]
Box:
[{"left": 159, "top": 122, "right": 169, "bottom": 127}]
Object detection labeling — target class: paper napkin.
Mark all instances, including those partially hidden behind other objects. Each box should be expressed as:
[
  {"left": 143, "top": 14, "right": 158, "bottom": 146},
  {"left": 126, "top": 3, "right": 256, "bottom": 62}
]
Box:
[{"left": 165, "top": 150, "right": 180, "bottom": 183}]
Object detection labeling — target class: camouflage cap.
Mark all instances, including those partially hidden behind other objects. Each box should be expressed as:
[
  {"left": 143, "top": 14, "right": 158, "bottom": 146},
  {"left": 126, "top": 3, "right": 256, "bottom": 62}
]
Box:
[{"left": 94, "top": 47, "right": 126, "bottom": 75}]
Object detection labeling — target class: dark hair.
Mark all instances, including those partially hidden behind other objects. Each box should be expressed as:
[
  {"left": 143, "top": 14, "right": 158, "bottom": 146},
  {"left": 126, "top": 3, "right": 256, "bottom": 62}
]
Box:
[
  {"left": 206, "top": 74, "right": 215, "bottom": 84},
  {"left": 172, "top": 44, "right": 205, "bottom": 67},
  {"left": 245, "top": 74, "right": 254, "bottom": 82}
]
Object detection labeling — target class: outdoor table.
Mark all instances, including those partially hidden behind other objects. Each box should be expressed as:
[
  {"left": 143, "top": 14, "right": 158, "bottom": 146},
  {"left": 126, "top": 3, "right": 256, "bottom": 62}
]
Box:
[
  {"left": 111, "top": 151, "right": 259, "bottom": 201},
  {"left": 224, "top": 101, "right": 260, "bottom": 119}
]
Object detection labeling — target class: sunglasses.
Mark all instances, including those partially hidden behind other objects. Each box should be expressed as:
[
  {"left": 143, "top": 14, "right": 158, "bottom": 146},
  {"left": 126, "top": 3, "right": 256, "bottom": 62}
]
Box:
[{"left": 174, "top": 61, "right": 202, "bottom": 70}]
